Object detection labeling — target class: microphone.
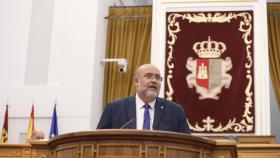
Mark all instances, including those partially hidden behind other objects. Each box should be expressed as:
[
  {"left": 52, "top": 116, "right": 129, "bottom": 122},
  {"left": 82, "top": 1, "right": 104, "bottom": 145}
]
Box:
[{"left": 120, "top": 118, "right": 135, "bottom": 129}]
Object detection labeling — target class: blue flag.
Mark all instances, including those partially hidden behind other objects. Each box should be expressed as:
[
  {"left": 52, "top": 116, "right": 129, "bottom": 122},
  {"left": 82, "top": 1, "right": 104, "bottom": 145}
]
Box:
[{"left": 49, "top": 105, "right": 58, "bottom": 138}]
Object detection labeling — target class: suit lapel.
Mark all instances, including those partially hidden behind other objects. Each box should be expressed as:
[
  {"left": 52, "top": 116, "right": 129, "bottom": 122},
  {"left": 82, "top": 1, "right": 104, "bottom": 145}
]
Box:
[
  {"left": 126, "top": 96, "right": 136, "bottom": 129},
  {"left": 153, "top": 98, "right": 164, "bottom": 130}
]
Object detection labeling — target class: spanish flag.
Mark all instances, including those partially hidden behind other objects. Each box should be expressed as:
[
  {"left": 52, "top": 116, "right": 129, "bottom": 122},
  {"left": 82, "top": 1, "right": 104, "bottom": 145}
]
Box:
[
  {"left": 0, "top": 105, "right": 8, "bottom": 143},
  {"left": 26, "top": 105, "right": 34, "bottom": 142}
]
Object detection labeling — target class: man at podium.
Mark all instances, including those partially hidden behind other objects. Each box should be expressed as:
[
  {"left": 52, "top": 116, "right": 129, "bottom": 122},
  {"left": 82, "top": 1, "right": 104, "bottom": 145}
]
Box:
[{"left": 97, "top": 64, "right": 190, "bottom": 134}]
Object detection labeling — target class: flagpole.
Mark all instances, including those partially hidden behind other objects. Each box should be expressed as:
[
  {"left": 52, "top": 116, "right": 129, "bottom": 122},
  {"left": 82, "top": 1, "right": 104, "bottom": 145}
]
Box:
[{"left": 55, "top": 97, "right": 58, "bottom": 106}]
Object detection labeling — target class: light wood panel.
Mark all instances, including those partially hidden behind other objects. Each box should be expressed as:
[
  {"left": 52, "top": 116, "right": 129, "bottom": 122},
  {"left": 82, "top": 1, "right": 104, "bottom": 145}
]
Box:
[
  {"left": 206, "top": 135, "right": 276, "bottom": 144},
  {"left": 238, "top": 144, "right": 280, "bottom": 158}
]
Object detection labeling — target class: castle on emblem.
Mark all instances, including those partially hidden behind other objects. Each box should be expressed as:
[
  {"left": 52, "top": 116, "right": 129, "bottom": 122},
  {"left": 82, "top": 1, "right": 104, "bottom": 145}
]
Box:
[{"left": 186, "top": 36, "right": 232, "bottom": 100}]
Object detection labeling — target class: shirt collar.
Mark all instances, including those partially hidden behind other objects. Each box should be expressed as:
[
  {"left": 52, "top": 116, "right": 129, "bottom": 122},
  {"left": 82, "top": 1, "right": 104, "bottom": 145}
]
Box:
[{"left": 136, "top": 94, "right": 156, "bottom": 110}]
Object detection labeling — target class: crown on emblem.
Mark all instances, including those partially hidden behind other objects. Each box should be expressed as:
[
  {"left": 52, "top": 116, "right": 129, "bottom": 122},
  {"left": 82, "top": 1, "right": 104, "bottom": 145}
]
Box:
[{"left": 193, "top": 36, "right": 226, "bottom": 58}]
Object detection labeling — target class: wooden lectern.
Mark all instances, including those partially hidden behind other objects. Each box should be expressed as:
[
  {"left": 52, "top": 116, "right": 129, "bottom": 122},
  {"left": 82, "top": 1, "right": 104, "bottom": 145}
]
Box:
[{"left": 30, "top": 129, "right": 237, "bottom": 158}]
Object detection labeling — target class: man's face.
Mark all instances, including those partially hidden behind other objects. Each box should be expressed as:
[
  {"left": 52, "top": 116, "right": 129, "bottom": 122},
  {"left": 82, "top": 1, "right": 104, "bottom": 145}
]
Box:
[{"left": 135, "top": 66, "right": 162, "bottom": 99}]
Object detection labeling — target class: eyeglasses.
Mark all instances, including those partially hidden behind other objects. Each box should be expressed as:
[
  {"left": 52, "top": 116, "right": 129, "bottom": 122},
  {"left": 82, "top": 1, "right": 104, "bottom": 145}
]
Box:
[{"left": 142, "top": 73, "right": 162, "bottom": 82}]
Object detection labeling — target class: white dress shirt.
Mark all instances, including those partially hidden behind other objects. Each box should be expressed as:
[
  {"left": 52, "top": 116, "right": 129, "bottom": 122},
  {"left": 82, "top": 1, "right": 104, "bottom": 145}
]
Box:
[{"left": 136, "top": 94, "right": 155, "bottom": 130}]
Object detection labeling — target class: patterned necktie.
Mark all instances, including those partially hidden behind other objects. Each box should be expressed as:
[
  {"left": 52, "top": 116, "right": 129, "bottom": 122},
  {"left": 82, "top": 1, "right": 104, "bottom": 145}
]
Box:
[{"left": 142, "top": 104, "right": 151, "bottom": 130}]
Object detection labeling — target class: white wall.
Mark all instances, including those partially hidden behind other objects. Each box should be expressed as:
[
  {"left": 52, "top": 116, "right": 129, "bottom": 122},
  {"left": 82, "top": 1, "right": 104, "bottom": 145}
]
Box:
[
  {"left": 0, "top": 0, "right": 33, "bottom": 84},
  {"left": 0, "top": 0, "right": 113, "bottom": 143},
  {"left": 90, "top": 0, "right": 113, "bottom": 130}
]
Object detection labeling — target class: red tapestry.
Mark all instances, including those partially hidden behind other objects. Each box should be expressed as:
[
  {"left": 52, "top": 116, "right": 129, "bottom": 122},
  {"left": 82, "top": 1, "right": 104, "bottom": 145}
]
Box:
[{"left": 165, "top": 11, "right": 255, "bottom": 133}]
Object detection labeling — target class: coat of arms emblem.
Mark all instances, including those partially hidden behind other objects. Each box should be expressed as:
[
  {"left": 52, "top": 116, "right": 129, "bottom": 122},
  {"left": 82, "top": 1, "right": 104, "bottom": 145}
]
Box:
[{"left": 186, "top": 36, "right": 232, "bottom": 100}]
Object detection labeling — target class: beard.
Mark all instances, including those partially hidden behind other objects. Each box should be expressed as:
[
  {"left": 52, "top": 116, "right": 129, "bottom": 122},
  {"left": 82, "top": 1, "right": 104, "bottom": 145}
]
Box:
[{"left": 138, "top": 85, "right": 159, "bottom": 99}]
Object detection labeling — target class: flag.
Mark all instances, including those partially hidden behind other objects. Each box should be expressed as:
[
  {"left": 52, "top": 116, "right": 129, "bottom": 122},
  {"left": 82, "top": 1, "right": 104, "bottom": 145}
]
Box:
[
  {"left": 26, "top": 105, "right": 34, "bottom": 141},
  {"left": 0, "top": 105, "right": 8, "bottom": 143},
  {"left": 49, "top": 104, "right": 58, "bottom": 138}
]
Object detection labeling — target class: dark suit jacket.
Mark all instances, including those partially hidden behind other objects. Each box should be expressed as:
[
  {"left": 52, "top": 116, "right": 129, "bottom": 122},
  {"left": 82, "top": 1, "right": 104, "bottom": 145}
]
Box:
[{"left": 97, "top": 96, "right": 190, "bottom": 134}]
